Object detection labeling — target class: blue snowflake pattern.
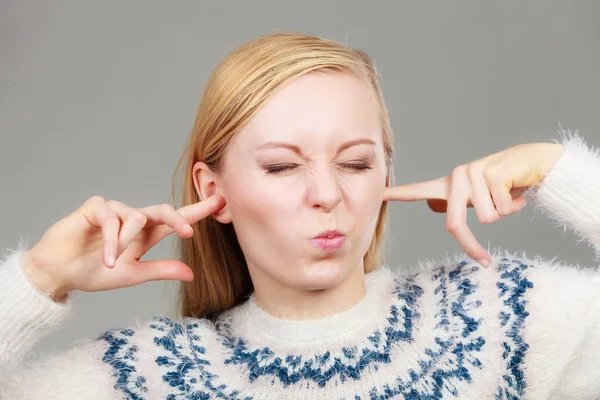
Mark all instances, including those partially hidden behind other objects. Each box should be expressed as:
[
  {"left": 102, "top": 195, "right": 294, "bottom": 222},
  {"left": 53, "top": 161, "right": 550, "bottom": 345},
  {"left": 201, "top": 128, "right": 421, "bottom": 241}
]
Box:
[
  {"left": 494, "top": 258, "right": 534, "bottom": 399},
  {"left": 98, "top": 328, "right": 147, "bottom": 399},
  {"left": 98, "top": 258, "right": 533, "bottom": 399}
]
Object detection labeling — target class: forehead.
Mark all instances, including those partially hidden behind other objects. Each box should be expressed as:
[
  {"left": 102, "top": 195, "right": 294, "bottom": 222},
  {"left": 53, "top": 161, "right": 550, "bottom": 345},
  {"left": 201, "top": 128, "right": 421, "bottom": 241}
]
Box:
[{"left": 235, "top": 71, "right": 381, "bottom": 147}]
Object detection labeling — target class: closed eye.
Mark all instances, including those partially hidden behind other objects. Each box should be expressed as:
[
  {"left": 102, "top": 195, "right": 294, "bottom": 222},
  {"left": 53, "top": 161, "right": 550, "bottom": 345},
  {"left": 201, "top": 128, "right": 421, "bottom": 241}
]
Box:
[
  {"left": 339, "top": 163, "right": 372, "bottom": 172},
  {"left": 265, "top": 164, "right": 299, "bottom": 175},
  {"left": 265, "top": 163, "right": 372, "bottom": 175}
]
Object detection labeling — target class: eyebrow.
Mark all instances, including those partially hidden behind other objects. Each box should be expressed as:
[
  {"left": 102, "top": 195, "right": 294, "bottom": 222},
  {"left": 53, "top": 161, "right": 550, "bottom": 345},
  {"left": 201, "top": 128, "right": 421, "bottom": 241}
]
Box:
[{"left": 255, "top": 138, "right": 377, "bottom": 157}]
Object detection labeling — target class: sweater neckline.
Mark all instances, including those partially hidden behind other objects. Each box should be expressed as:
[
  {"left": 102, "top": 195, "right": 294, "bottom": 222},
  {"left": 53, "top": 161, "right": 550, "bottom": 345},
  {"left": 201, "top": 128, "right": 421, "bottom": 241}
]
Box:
[{"left": 220, "top": 267, "right": 397, "bottom": 345}]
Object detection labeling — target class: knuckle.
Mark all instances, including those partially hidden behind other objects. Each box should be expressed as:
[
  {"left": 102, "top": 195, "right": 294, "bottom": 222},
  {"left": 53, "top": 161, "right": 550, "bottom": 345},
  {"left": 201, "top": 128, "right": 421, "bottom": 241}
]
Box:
[
  {"left": 86, "top": 195, "right": 105, "bottom": 206},
  {"left": 484, "top": 165, "right": 500, "bottom": 181},
  {"left": 478, "top": 213, "right": 494, "bottom": 224},
  {"left": 131, "top": 211, "right": 147, "bottom": 225},
  {"left": 445, "top": 218, "right": 459, "bottom": 232},
  {"left": 450, "top": 166, "right": 466, "bottom": 185},
  {"left": 451, "top": 165, "right": 464, "bottom": 177},
  {"left": 159, "top": 203, "right": 175, "bottom": 213},
  {"left": 106, "top": 199, "right": 120, "bottom": 208},
  {"left": 102, "top": 215, "right": 120, "bottom": 227},
  {"left": 466, "top": 163, "right": 480, "bottom": 178}
]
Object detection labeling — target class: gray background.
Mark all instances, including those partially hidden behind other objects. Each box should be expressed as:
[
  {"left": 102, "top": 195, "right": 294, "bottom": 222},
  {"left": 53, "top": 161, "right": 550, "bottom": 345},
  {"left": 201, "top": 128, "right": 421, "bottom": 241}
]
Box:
[{"left": 1, "top": 0, "right": 599, "bottom": 356}]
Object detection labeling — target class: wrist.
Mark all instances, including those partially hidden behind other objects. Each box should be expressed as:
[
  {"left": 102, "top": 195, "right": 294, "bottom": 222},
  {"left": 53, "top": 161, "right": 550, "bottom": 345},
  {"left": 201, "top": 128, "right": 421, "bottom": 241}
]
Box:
[
  {"left": 21, "top": 250, "right": 70, "bottom": 303},
  {"left": 540, "top": 143, "right": 565, "bottom": 180}
]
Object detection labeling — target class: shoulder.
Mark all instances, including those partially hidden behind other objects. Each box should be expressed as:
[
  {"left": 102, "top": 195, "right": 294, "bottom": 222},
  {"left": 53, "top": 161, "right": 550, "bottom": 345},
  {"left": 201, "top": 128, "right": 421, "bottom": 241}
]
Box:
[
  {"left": 0, "top": 332, "right": 123, "bottom": 398},
  {"left": 400, "top": 247, "right": 600, "bottom": 334},
  {"left": 96, "top": 313, "right": 218, "bottom": 360},
  {"left": 401, "top": 246, "right": 600, "bottom": 300},
  {"left": 388, "top": 248, "right": 537, "bottom": 311},
  {"left": 484, "top": 249, "right": 600, "bottom": 398},
  {"left": 96, "top": 314, "right": 217, "bottom": 346},
  {"left": 391, "top": 249, "right": 600, "bottom": 398}
]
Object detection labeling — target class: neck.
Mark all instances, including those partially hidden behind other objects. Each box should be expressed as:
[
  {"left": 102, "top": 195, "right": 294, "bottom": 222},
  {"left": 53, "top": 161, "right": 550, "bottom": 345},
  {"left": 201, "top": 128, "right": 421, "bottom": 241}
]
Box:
[
  {"left": 249, "top": 262, "right": 367, "bottom": 320},
  {"left": 221, "top": 265, "right": 395, "bottom": 346}
]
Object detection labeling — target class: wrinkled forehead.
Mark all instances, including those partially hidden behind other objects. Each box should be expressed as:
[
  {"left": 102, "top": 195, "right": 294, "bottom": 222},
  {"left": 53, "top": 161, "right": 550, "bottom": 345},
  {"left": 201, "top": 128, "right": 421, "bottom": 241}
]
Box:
[{"left": 232, "top": 71, "right": 382, "bottom": 153}]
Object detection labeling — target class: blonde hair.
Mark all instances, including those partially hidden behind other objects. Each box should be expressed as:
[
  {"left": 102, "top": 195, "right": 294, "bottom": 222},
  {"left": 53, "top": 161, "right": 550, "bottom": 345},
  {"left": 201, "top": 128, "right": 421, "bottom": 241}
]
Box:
[{"left": 171, "top": 32, "right": 394, "bottom": 320}]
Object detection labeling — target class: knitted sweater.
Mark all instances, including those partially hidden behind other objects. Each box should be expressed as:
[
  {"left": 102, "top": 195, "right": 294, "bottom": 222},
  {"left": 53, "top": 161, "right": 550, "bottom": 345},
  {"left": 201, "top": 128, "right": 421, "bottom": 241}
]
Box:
[{"left": 1, "top": 130, "right": 600, "bottom": 400}]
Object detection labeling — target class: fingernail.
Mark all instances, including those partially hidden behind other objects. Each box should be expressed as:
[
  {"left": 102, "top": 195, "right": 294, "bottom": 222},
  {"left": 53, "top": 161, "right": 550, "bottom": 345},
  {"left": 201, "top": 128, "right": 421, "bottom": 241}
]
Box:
[
  {"left": 478, "top": 259, "right": 490, "bottom": 268},
  {"left": 108, "top": 254, "right": 115, "bottom": 267},
  {"left": 519, "top": 201, "right": 527, "bottom": 211}
]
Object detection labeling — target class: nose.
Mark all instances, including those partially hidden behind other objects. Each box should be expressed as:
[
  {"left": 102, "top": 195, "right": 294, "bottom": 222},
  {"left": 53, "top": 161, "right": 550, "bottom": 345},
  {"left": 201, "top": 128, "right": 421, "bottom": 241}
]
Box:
[{"left": 305, "top": 166, "right": 342, "bottom": 212}]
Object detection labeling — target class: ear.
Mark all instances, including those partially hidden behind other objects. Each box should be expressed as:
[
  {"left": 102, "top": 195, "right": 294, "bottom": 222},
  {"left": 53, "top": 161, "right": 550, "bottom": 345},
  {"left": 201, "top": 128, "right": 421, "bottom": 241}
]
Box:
[{"left": 192, "top": 161, "right": 232, "bottom": 224}]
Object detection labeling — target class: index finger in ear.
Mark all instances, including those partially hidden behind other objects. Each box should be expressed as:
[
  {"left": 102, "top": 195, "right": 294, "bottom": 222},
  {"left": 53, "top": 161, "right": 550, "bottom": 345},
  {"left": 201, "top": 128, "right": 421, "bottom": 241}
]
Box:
[
  {"left": 127, "top": 193, "right": 227, "bottom": 256},
  {"left": 383, "top": 177, "right": 448, "bottom": 202},
  {"left": 177, "top": 193, "right": 227, "bottom": 225}
]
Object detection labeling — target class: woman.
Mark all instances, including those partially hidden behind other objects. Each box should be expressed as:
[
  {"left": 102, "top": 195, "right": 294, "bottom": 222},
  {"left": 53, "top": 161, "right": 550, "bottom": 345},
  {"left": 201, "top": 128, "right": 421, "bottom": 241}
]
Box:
[{"left": 0, "top": 32, "right": 598, "bottom": 399}]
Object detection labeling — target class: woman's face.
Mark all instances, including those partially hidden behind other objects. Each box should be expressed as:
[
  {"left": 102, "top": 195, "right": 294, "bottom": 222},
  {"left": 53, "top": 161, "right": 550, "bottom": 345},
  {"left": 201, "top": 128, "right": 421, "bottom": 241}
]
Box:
[{"left": 205, "top": 71, "right": 387, "bottom": 292}]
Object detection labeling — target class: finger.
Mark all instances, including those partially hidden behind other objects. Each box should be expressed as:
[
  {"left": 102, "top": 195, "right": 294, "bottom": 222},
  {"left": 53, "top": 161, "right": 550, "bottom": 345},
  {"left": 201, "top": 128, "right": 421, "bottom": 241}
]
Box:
[
  {"left": 137, "top": 203, "right": 194, "bottom": 238},
  {"left": 484, "top": 166, "right": 513, "bottom": 217},
  {"left": 177, "top": 192, "right": 227, "bottom": 224},
  {"left": 383, "top": 177, "right": 448, "bottom": 202},
  {"left": 106, "top": 201, "right": 149, "bottom": 262},
  {"left": 511, "top": 196, "right": 528, "bottom": 213},
  {"left": 81, "top": 197, "right": 120, "bottom": 268},
  {"left": 120, "top": 203, "right": 195, "bottom": 260},
  {"left": 144, "top": 193, "right": 225, "bottom": 243},
  {"left": 484, "top": 168, "right": 529, "bottom": 216},
  {"left": 445, "top": 170, "right": 491, "bottom": 266},
  {"left": 128, "top": 193, "right": 227, "bottom": 259},
  {"left": 119, "top": 259, "right": 194, "bottom": 287},
  {"left": 468, "top": 165, "right": 502, "bottom": 224}
]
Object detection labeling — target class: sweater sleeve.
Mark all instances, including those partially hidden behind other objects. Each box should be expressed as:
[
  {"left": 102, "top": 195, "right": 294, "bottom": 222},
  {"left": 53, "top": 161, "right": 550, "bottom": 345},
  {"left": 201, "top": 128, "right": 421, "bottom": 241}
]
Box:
[
  {"left": 0, "top": 239, "right": 73, "bottom": 369},
  {"left": 526, "top": 128, "right": 600, "bottom": 258},
  {"left": 0, "top": 241, "right": 122, "bottom": 398},
  {"left": 520, "top": 128, "right": 600, "bottom": 399}
]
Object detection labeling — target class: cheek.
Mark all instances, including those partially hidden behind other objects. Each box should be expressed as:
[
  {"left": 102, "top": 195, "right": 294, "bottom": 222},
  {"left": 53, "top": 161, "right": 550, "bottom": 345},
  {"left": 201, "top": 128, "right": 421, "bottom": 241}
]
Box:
[
  {"left": 343, "top": 171, "right": 387, "bottom": 238},
  {"left": 225, "top": 167, "right": 386, "bottom": 232},
  {"left": 342, "top": 169, "right": 386, "bottom": 209},
  {"left": 226, "top": 177, "right": 301, "bottom": 231}
]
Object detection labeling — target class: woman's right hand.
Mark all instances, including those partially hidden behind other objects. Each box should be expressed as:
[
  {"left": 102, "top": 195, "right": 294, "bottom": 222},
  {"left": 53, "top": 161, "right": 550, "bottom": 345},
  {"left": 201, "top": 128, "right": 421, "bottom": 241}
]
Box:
[{"left": 21, "top": 194, "right": 226, "bottom": 302}]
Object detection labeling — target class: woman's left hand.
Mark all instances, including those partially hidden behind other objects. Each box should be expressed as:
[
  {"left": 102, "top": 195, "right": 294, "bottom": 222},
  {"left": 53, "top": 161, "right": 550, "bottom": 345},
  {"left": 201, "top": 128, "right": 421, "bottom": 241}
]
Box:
[{"left": 384, "top": 142, "right": 565, "bottom": 267}]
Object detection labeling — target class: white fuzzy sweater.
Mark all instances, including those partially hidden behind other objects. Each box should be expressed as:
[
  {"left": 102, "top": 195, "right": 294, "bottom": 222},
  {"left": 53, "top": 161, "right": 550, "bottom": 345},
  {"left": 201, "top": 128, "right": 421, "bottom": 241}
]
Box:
[{"left": 1, "top": 129, "right": 600, "bottom": 400}]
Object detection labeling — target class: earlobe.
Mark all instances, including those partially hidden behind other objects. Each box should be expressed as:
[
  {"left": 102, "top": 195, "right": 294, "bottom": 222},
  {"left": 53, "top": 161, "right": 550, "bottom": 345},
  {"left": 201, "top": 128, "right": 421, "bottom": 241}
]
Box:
[{"left": 192, "top": 161, "right": 232, "bottom": 224}]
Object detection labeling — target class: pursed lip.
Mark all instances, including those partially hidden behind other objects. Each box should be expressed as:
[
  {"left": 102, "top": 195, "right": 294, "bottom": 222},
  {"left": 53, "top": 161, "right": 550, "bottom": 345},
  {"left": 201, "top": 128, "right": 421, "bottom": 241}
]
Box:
[
  {"left": 310, "top": 230, "right": 347, "bottom": 252},
  {"left": 312, "top": 229, "right": 345, "bottom": 239}
]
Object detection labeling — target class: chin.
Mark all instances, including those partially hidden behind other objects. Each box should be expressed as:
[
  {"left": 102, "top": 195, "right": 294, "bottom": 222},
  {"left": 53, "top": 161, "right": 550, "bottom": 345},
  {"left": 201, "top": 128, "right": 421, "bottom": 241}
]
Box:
[{"left": 293, "top": 258, "right": 351, "bottom": 291}]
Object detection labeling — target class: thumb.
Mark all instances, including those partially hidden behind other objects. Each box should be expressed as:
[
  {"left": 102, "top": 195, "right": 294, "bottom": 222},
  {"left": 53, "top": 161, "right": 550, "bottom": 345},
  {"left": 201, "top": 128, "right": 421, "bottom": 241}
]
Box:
[
  {"left": 508, "top": 196, "right": 528, "bottom": 214},
  {"left": 126, "top": 260, "right": 195, "bottom": 286}
]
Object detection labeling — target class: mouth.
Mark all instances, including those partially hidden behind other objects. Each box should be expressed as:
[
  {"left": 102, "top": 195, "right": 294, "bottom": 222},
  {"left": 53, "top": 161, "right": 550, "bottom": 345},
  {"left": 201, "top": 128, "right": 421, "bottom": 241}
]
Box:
[{"left": 310, "top": 230, "right": 347, "bottom": 252}]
